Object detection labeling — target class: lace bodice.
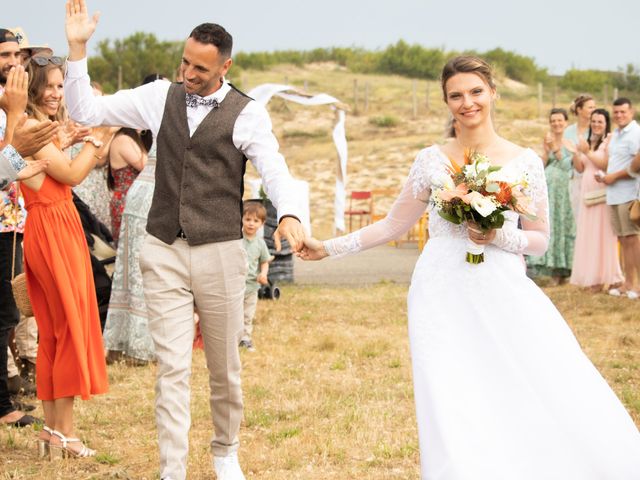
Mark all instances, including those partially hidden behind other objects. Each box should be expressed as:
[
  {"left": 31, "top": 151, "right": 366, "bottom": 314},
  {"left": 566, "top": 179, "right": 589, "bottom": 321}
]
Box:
[{"left": 325, "top": 145, "right": 550, "bottom": 257}]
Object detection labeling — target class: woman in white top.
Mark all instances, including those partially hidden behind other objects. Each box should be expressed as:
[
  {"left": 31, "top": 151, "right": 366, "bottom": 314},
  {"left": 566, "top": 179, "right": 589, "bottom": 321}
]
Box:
[{"left": 564, "top": 94, "right": 596, "bottom": 220}]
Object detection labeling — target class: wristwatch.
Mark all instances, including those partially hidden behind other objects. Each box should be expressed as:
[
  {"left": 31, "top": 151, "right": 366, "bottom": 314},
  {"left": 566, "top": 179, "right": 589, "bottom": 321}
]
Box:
[{"left": 82, "top": 136, "right": 104, "bottom": 149}]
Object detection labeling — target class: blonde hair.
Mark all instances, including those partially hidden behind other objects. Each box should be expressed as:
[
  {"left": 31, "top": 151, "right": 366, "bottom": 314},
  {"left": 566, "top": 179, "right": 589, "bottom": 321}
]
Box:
[{"left": 441, "top": 55, "right": 496, "bottom": 102}]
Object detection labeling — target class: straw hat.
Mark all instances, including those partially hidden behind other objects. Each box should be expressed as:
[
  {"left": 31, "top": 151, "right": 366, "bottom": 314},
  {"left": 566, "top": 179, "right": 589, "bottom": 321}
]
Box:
[{"left": 9, "top": 27, "right": 53, "bottom": 57}]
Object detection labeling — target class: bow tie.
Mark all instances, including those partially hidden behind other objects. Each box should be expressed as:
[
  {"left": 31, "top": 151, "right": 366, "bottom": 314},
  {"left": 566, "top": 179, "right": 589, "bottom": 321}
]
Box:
[{"left": 185, "top": 93, "right": 219, "bottom": 109}]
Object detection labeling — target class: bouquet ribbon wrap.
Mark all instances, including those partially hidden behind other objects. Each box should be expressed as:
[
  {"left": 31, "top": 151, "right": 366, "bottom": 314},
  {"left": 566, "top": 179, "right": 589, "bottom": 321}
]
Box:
[{"left": 466, "top": 238, "right": 485, "bottom": 264}]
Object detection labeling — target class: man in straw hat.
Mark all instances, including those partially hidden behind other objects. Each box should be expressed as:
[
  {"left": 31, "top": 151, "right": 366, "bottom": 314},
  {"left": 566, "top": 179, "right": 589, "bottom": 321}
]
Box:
[{"left": 8, "top": 27, "right": 53, "bottom": 64}]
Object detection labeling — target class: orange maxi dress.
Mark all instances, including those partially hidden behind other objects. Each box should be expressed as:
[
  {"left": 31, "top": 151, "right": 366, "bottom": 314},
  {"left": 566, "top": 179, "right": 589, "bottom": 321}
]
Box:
[{"left": 21, "top": 175, "right": 108, "bottom": 401}]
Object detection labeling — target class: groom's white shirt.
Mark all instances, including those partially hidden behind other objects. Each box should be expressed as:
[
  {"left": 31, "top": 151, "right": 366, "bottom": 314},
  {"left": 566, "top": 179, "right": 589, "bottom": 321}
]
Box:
[{"left": 64, "top": 57, "right": 302, "bottom": 220}]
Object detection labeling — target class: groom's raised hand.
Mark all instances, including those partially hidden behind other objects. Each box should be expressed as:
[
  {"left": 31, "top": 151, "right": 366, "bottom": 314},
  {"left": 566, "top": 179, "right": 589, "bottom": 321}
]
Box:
[{"left": 65, "top": 0, "right": 101, "bottom": 60}]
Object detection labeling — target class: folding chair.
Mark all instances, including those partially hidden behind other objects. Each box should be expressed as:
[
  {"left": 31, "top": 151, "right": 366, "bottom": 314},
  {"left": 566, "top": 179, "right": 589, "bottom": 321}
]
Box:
[{"left": 345, "top": 191, "right": 372, "bottom": 232}]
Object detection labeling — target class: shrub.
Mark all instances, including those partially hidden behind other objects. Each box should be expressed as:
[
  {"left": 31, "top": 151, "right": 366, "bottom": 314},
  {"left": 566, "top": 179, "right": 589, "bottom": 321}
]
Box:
[{"left": 369, "top": 116, "right": 399, "bottom": 128}]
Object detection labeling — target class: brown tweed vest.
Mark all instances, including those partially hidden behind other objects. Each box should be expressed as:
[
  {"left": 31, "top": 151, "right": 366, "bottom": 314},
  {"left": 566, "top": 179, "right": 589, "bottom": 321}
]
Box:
[{"left": 146, "top": 83, "right": 251, "bottom": 245}]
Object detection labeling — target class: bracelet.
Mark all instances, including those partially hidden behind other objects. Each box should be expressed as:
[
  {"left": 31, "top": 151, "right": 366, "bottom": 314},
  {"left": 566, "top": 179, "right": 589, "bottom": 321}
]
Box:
[
  {"left": 93, "top": 154, "right": 102, "bottom": 161},
  {"left": 83, "top": 136, "right": 104, "bottom": 149},
  {"left": 627, "top": 166, "right": 640, "bottom": 179}
]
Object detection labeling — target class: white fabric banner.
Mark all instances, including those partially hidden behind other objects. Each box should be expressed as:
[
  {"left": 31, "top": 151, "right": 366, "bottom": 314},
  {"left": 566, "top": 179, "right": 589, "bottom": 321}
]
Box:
[
  {"left": 333, "top": 109, "right": 348, "bottom": 233},
  {"left": 248, "top": 83, "right": 348, "bottom": 233}
]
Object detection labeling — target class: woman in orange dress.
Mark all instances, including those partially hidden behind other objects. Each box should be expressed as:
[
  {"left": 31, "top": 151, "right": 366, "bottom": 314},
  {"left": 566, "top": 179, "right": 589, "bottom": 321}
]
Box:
[{"left": 20, "top": 55, "right": 114, "bottom": 458}]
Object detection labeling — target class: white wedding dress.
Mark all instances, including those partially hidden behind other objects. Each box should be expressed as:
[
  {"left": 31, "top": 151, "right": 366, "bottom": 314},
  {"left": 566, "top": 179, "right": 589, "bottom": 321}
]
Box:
[{"left": 324, "top": 145, "right": 640, "bottom": 479}]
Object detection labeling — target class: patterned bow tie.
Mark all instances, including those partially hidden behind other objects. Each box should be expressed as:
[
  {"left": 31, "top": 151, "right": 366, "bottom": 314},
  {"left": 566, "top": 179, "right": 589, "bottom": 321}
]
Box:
[{"left": 185, "top": 93, "right": 219, "bottom": 109}]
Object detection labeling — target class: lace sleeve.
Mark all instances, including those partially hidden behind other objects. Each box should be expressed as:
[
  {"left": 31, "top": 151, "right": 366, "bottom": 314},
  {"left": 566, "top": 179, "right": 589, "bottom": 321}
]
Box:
[
  {"left": 324, "top": 148, "right": 434, "bottom": 257},
  {"left": 491, "top": 150, "right": 550, "bottom": 256}
]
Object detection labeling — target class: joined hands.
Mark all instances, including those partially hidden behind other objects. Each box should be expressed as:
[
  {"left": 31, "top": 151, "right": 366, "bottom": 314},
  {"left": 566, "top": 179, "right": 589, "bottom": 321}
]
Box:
[{"left": 297, "top": 237, "right": 328, "bottom": 261}]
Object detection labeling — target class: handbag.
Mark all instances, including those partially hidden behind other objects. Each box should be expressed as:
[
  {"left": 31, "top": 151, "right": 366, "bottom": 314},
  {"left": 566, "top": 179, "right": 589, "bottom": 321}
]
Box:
[
  {"left": 10, "top": 183, "right": 33, "bottom": 317},
  {"left": 583, "top": 188, "right": 607, "bottom": 206},
  {"left": 629, "top": 199, "right": 640, "bottom": 227}
]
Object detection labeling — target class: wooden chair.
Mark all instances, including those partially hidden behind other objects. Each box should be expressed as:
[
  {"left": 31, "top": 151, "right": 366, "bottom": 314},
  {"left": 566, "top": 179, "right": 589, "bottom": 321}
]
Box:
[
  {"left": 394, "top": 212, "right": 429, "bottom": 250},
  {"left": 345, "top": 191, "right": 373, "bottom": 232},
  {"left": 370, "top": 188, "right": 399, "bottom": 222}
]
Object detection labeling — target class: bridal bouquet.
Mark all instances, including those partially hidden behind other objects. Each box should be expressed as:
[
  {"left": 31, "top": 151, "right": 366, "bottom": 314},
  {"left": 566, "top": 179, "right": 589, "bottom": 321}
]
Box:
[{"left": 431, "top": 149, "right": 537, "bottom": 264}]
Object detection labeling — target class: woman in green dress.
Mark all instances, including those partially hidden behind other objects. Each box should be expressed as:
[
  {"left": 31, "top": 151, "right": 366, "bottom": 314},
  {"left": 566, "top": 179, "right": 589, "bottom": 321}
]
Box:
[{"left": 527, "top": 108, "right": 576, "bottom": 284}]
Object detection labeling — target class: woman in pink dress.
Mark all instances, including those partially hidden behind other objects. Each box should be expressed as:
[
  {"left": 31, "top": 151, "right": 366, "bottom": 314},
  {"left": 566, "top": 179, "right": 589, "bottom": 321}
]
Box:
[{"left": 570, "top": 108, "right": 623, "bottom": 290}]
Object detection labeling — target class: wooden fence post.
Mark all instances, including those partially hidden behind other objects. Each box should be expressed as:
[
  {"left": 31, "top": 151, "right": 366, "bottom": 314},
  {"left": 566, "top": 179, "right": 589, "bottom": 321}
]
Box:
[
  {"left": 603, "top": 84, "right": 609, "bottom": 105},
  {"left": 364, "top": 81, "right": 369, "bottom": 114},
  {"left": 613, "top": 88, "right": 619, "bottom": 101},
  {"left": 537, "top": 83, "right": 543, "bottom": 118},
  {"left": 425, "top": 83, "right": 430, "bottom": 111},
  {"left": 118, "top": 65, "right": 123, "bottom": 90},
  {"left": 353, "top": 78, "right": 359, "bottom": 115},
  {"left": 552, "top": 83, "right": 557, "bottom": 108},
  {"left": 412, "top": 80, "right": 418, "bottom": 119}
]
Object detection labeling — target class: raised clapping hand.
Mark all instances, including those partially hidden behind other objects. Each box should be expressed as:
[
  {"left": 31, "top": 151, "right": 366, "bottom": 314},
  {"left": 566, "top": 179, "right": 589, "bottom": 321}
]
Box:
[
  {"left": 577, "top": 137, "right": 590, "bottom": 154},
  {"left": 0, "top": 66, "right": 28, "bottom": 116},
  {"left": 60, "top": 121, "right": 93, "bottom": 150},
  {"left": 65, "top": 0, "right": 100, "bottom": 60},
  {"left": 11, "top": 117, "right": 59, "bottom": 157},
  {"left": 542, "top": 132, "right": 554, "bottom": 153},
  {"left": 297, "top": 237, "right": 329, "bottom": 261}
]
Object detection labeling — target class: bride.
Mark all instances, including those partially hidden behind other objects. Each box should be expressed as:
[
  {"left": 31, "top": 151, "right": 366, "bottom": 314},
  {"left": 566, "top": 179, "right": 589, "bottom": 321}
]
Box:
[{"left": 300, "top": 56, "right": 640, "bottom": 479}]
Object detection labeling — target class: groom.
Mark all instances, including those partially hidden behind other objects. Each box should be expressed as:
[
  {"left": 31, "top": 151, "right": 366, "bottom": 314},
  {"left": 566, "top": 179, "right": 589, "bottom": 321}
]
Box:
[{"left": 63, "top": 1, "right": 306, "bottom": 479}]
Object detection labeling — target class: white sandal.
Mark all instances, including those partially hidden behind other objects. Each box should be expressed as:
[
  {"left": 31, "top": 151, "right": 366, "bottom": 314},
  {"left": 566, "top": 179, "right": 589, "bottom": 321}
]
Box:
[
  {"left": 49, "top": 429, "right": 96, "bottom": 459},
  {"left": 37, "top": 426, "right": 53, "bottom": 459}
]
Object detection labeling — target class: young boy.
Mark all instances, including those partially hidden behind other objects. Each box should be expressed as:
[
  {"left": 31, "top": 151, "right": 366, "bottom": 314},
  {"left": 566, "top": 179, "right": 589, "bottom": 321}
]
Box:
[{"left": 240, "top": 202, "right": 272, "bottom": 352}]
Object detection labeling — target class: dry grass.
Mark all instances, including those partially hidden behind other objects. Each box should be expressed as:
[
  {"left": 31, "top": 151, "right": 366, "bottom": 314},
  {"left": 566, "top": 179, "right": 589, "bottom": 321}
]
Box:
[
  {"left": 2, "top": 66, "right": 636, "bottom": 478},
  {"left": 1, "top": 283, "right": 639, "bottom": 479}
]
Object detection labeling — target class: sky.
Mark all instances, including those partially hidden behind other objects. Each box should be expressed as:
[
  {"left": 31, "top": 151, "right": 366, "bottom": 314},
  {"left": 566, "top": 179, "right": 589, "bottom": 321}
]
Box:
[{"left": 2, "top": 0, "right": 638, "bottom": 75}]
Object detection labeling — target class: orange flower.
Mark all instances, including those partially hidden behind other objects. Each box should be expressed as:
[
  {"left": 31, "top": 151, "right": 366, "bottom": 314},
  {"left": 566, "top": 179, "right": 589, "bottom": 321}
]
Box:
[
  {"left": 494, "top": 182, "right": 512, "bottom": 205},
  {"left": 463, "top": 148, "right": 474, "bottom": 165},
  {"left": 447, "top": 148, "right": 473, "bottom": 174}
]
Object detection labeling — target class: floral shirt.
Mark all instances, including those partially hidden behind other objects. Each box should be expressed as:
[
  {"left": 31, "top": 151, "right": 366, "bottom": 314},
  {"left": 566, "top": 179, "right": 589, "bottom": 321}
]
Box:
[{"left": 0, "top": 97, "right": 27, "bottom": 234}]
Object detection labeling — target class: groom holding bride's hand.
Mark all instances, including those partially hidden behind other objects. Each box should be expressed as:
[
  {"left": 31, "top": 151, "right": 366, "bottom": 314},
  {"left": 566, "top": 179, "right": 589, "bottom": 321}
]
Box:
[{"left": 63, "top": 1, "right": 306, "bottom": 479}]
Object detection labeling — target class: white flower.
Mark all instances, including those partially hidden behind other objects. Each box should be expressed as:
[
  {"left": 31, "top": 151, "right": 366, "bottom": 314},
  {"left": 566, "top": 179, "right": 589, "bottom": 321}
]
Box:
[
  {"left": 463, "top": 164, "right": 474, "bottom": 178},
  {"left": 470, "top": 193, "right": 498, "bottom": 217},
  {"left": 433, "top": 172, "right": 455, "bottom": 191},
  {"left": 487, "top": 163, "right": 524, "bottom": 185},
  {"left": 475, "top": 160, "right": 491, "bottom": 173},
  {"left": 430, "top": 189, "right": 444, "bottom": 207}
]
